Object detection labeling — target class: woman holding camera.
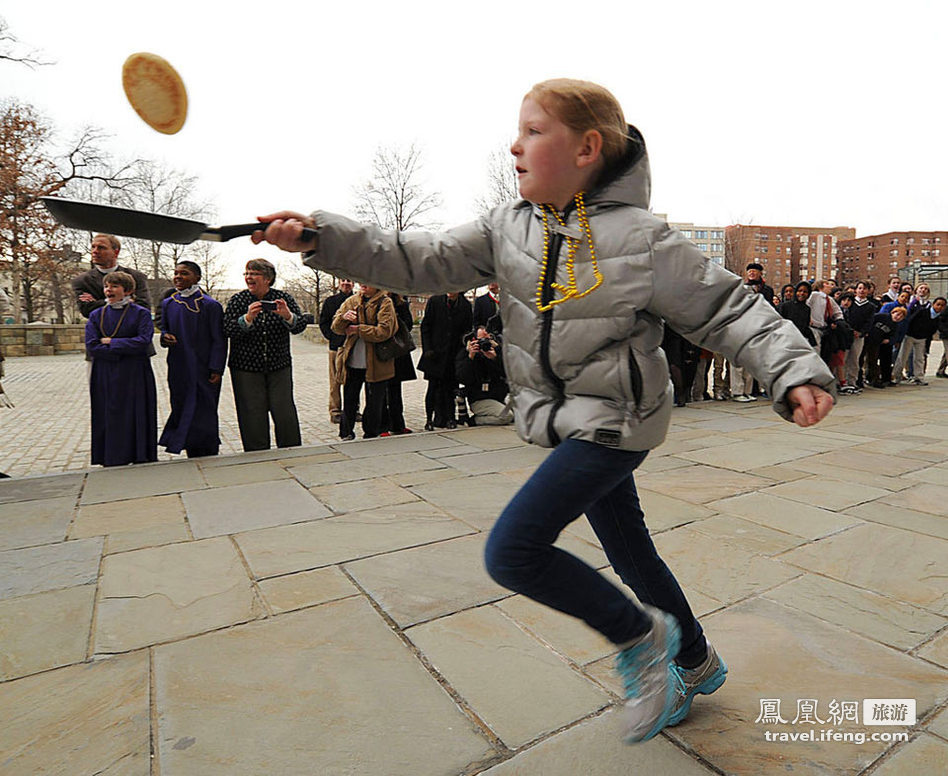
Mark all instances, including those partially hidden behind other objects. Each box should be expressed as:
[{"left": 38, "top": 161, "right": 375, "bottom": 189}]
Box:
[{"left": 223, "top": 258, "right": 308, "bottom": 451}]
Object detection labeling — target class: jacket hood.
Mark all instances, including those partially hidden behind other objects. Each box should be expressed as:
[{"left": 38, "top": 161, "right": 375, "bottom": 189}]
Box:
[{"left": 589, "top": 124, "right": 651, "bottom": 210}]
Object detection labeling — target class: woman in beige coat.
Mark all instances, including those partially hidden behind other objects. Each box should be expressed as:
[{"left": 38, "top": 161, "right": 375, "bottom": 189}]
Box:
[{"left": 332, "top": 284, "right": 396, "bottom": 439}]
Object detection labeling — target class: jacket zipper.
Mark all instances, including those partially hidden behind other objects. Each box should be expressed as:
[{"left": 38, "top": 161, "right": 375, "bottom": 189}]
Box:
[{"left": 539, "top": 230, "right": 567, "bottom": 446}]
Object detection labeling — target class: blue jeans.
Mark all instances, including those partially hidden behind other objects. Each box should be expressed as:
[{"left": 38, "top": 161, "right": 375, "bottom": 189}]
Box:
[{"left": 484, "top": 439, "right": 706, "bottom": 664}]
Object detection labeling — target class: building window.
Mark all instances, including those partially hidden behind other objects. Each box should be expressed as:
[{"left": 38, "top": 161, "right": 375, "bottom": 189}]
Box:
[
  {"left": 890, "top": 249, "right": 899, "bottom": 257},
  {"left": 681, "top": 230, "right": 692, "bottom": 238},
  {"left": 922, "top": 237, "right": 931, "bottom": 244},
  {"left": 697, "top": 243, "right": 708, "bottom": 251},
  {"left": 890, "top": 238, "right": 899, "bottom": 245},
  {"left": 907, "top": 237, "right": 915, "bottom": 244}
]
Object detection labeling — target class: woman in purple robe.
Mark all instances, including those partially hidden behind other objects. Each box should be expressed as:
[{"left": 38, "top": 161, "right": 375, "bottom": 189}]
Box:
[
  {"left": 158, "top": 261, "right": 227, "bottom": 457},
  {"left": 85, "top": 271, "right": 157, "bottom": 466}
]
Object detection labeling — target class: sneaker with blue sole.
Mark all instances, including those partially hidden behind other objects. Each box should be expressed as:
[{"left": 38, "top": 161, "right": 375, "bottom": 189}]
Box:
[
  {"left": 615, "top": 604, "right": 681, "bottom": 743},
  {"left": 667, "top": 643, "right": 728, "bottom": 726}
]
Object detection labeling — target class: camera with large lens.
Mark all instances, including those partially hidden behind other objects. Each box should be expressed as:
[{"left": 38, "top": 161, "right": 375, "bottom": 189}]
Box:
[{"left": 477, "top": 337, "right": 493, "bottom": 352}]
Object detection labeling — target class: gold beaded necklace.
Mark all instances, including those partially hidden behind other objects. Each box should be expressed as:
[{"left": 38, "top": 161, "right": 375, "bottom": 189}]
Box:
[
  {"left": 535, "top": 192, "right": 603, "bottom": 313},
  {"left": 96, "top": 304, "right": 130, "bottom": 338}
]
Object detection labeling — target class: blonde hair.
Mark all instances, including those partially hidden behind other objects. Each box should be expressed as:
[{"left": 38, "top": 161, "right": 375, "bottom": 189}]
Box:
[
  {"left": 104, "top": 270, "right": 136, "bottom": 293},
  {"left": 527, "top": 79, "right": 629, "bottom": 169},
  {"left": 94, "top": 233, "right": 121, "bottom": 251}
]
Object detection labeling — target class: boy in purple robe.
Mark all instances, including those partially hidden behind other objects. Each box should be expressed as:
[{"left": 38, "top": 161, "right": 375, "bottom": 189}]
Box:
[
  {"left": 159, "top": 261, "right": 227, "bottom": 457},
  {"left": 85, "top": 271, "right": 158, "bottom": 466}
]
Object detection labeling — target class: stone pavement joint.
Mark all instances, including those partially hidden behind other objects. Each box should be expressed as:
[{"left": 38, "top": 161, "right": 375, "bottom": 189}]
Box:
[{"left": 1, "top": 353, "right": 948, "bottom": 774}]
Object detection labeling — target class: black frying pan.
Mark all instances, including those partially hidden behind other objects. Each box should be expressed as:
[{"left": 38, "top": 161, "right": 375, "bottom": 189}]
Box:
[{"left": 41, "top": 197, "right": 316, "bottom": 245}]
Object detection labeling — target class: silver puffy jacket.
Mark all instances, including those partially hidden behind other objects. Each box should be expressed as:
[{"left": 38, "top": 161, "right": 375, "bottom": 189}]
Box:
[{"left": 304, "top": 134, "right": 835, "bottom": 451}]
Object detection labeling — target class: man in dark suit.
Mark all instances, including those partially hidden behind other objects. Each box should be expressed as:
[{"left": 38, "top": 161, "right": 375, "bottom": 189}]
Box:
[
  {"left": 71, "top": 234, "right": 152, "bottom": 318},
  {"left": 473, "top": 281, "right": 502, "bottom": 334},
  {"left": 318, "top": 277, "right": 354, "bottom": 423}
]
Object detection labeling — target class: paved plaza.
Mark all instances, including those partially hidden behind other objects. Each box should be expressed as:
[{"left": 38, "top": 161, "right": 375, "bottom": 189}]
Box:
[
  {"left": 0, "top": 338, "right": 430, "bottom": 477},
  {"left": 0, "top": 346, "right": 947, "bottom": 775}
]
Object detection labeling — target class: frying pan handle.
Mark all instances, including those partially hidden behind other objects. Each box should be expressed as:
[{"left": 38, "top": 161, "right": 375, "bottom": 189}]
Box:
[{"left": 216, "top": 223, "right": 318, "bottom": 243}]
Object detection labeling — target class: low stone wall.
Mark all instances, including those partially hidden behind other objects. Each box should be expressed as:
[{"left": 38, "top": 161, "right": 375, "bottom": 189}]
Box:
[
  {"left": 300, "top": 324, "right": 328, "bottom": 346},
  {"left": 0, "top": 324, "right": 87, "bottom": 356}
]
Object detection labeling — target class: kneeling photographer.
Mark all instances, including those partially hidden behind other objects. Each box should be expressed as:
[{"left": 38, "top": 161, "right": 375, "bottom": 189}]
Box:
[{"left": 455, "top": 326, "right": 513, "bottom": 426}]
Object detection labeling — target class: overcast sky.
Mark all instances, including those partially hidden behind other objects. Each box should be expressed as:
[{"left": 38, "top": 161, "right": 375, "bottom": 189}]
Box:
[{"left": 4, "top": 1, "right": 946, "bottom": 286}]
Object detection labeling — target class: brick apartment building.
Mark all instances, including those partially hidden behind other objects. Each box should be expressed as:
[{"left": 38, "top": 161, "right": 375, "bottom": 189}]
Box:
[
  {"left": 725, "top": 225, "right": 856, "bottom": 289},
  {"left": 837, "top": 231, "right": 948, "bottom": 290}
]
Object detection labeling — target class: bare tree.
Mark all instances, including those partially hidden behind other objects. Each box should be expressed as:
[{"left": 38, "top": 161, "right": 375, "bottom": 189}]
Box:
[
  {"left": 0, "top": 17, "right": 52, "bottom": 68},
  {"left": 474, "top": 145, "right": 519, "bottom": 215},
  {"left": 0, "top": 99, "right": 137, "bottom": 321},
  {"left": 352, "top": 143, "right": 442, "bottom": 231},
  {"left": 190, "top": 242, "right": 229, "bottom": 299},
  {"left": 281, "top": 263, "right": 335, "bottom": 318}
]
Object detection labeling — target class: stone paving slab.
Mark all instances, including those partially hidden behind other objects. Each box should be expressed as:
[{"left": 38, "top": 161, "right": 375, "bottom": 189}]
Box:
[
  {"left": 0, "top": 495, "right": 75, "bottom": 551},
  {"left": 94, "top": 537, "right": 264, "bottom": 654},
  {"left": 0, "top": 536, "right": 103, "bottom": 600},
  {"left": 0, "top": 651, "right": 151, "bottom": 776},
  {"left": 256, "top": 566, "right": 359, "bottom": 615},
  {"left": 0, "top": 585, "right": 95, "bottom": 681},
  {"left": 764, "top": 574, "right": 947, "bottom": 652},
  {"left": 781, "top": 523, "right": 948, "bottom": 614},
  {"left": 182, "top": 479, "right": 331, "bottom": 538},
  {"left": 480, "top": 707, "right": 716, "bottom": 775},
  {"left": 0, "top": 472, "right": 83, "bottom": 504},
  {"left": 406, "top": 605, "right": 611, "bottom": 749},
  {"left": 154, "top": 598, "right": 494, "bottom": 776},
  {"left": 81, "top": 461, "right": 206, "bottom": 505},
  {"left": 345, "top": 533, "right": 508, "bottom": 627}
]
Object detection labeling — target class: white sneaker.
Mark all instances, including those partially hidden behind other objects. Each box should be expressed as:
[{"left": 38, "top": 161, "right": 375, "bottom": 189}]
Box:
[
  {"left": 731, "top": 394, "right": 753, "bottom": 403},
  {"left": 615, "top": 605, "right": 681, "bottom": 743}
]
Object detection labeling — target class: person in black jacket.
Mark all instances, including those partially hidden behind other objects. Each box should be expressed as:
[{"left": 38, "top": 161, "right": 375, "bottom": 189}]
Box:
[
  {"left": 473, "top": 282, "right": 503, "bottom": 335},
  {"left": 318, "top": 278, "right": 354, "bottom": 423},
  {"left": 380, "top": 293, "right": 417, "bottom": 435},
  {"left": 456, "top": 326, "right": 513, "bottom": 426},
  {"left": 865, "top": 306, "right": 907, "bottom": 388},
  {"left": 417, "top": 292, "right": 472, "bottom": 429},
  {"left": 779, "top": 281, "right": 816, "bottom": 346},
  {"left": 843, "top": 281, "right": 876, "bottom": 391}
]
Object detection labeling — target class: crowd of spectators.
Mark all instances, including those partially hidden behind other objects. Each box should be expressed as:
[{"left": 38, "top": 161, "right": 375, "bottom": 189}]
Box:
[
  {"left": 670, "top": 264, "right": 948, "bottom": 406},
  {"left": 30, "top": 233, "right": 944, "bottom": 469}
]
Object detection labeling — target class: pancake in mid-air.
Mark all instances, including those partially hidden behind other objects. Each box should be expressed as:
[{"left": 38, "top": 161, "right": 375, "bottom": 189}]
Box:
[{"left": 122, "top": 52, "right": 188, "bottom": 135}]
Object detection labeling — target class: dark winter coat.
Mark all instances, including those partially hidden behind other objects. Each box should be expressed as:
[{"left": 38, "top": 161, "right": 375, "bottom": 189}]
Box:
[
  {"left": 319, "top": 290, "right": 353, "bottom": 351},
  {"left": 391, "top": 295, "right": 417, "bottom": 383},
  {"left": 417, "top": 294, "right": 472, "bottom": 380},
  {"left": 473, "top": 292, "right": 502, "bottom": 334}
]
